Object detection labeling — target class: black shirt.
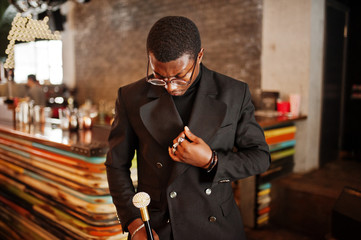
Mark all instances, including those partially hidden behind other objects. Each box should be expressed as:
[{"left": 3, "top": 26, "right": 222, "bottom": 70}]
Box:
[{"left": 172, "top": 67, "right": 202, "bottom": 125}]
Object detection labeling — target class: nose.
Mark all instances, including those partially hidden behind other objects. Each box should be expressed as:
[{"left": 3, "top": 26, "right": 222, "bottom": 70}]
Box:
[{"left": 164, "top": 81, "right": 176, "bottom": 90}]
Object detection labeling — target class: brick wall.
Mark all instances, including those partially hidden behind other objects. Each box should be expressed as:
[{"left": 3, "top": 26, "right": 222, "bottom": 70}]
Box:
[{"left": 73, "top": 0, "right": 263, "bottom": 105}]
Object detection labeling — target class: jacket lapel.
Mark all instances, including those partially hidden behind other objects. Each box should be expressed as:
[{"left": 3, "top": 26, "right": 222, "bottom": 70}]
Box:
[
  {"left": 187, "top": 66, "right": 227, "bottom": 144},
  {"left": 140, "top": 85, "right": 184, "bottom": 148}
]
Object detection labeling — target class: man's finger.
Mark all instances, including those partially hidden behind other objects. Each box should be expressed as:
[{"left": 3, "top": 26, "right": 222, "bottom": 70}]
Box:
[
  {"left": 168, "top": 147, "right": 181, "bottom": 162},
  {"left": 173, "top": 132, "right": 186, "bottom": 144},
  {"left": 184, "top": 126, "right": 198, "bottom": 142}
]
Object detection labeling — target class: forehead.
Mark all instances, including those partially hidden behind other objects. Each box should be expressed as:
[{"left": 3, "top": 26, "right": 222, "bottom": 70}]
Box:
[{"left": 149, "top": 52, "right": 193, "bottom": 76}]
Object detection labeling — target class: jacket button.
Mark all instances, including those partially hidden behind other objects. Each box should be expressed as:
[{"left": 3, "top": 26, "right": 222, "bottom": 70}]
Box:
[
  {"left": 156, "top": 162, "right": 163, "bottom": 168},
  {"left": 170, "top": 191, "right": 177, "bottom": 198},
  {"left": 205, "top": 188, "right": 212, "bottom": 195},
  {"left": 209, "top": 216, "right": 217, "bottom": 222},
  {"left": 167, "top": 219, "right": 170, "bottom": 224}
]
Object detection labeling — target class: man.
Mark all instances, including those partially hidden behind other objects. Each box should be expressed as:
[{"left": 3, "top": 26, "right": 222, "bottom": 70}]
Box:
[
  {"left": 106, "top": 16, "right": 270, "bottom": 240},
  {"left": 26, "top": 74, "right": 46, "bottom": 106}
]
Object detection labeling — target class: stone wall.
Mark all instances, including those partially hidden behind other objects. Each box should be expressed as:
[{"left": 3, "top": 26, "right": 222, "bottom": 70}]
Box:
[{"left": 73, "top": 0, "right": 263, "bottom": 105}]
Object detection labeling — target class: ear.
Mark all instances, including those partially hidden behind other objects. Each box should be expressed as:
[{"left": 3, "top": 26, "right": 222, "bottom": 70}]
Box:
[{"left": 198, "top": 48, "right": 204, "bottom": 63}]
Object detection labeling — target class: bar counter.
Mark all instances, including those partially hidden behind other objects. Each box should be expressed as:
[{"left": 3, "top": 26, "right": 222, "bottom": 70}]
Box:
[
  {"left": 256, "top": 114, "right": 307, "bottom": 129},
  {"left": 0, "top": 120, "right": 129, "bottom": 240},
  {"left": 0, "top": 114, "right": 306, "bottom": 238}
]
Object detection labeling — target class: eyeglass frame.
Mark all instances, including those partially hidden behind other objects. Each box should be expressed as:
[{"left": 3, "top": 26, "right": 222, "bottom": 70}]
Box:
[{"left": 146, "top": 54, "right": 198, "bottom": 87}]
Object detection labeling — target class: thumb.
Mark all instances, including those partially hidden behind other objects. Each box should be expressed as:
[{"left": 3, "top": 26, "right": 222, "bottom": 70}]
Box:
[{"left": 184, "top": 126, "right": 198, "bottom": 142}]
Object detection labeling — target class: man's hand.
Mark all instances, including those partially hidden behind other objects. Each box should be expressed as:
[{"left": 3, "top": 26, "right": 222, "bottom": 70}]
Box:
[
  {"left": 168, "top": 126, "right": 212, "bottom": 168},
  {"left": 128, "top": 218, "right": 159, "bottom": 240}
]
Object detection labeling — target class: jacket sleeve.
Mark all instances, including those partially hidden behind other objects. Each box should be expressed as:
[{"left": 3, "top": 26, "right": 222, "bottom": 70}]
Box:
[
  {"left": 105, "top": 88, "right": 140, "bottom": 231},
  {"left": 212, "top": 85, "right": 270, "bottom": 183}
]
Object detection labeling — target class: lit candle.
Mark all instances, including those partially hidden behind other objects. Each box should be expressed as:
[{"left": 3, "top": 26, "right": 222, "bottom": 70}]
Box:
[{"left": 83, "top": 116, "right": 92, "bottom": 129}]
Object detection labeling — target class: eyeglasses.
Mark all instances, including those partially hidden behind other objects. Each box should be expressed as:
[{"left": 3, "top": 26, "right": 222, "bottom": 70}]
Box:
[{"left": 146, "top": 56, "right": 197, "bottom": 87}]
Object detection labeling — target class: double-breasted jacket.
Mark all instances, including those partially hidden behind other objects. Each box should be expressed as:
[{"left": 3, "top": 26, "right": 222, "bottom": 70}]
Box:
[{"left": 106, "top": 65, "right": 270, "bottom": 240}]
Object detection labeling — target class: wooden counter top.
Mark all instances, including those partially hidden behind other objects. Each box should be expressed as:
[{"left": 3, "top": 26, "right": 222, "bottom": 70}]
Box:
[
  {"left": 256, "top": 115, "right": 307, "bottom": 129},
  {"left": 0, "top": 120, "right": 110, "bottom": 157}
]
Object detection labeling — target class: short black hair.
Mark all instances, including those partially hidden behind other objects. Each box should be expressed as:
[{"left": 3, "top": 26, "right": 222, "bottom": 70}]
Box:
[
  {"left": 27, "top": 74, "right": 37, "bottom": 82},
  {"left": 147, "top": 16, "right": 201, "bottom": 62}
]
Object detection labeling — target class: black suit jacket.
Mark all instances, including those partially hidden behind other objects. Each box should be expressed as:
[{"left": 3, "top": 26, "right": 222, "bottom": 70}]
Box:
[{"left": 106, "top": 65, "right": 270, "bottom": 240}]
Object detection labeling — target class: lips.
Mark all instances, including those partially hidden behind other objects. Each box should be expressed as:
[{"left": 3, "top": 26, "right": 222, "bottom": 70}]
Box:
[{"left": 170, "top": 90, "right": 185, "bottom": 96}]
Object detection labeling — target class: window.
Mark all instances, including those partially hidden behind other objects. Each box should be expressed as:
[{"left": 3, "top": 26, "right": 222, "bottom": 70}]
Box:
[{"left": 14, "top": 40, "right": 63, "bottom": 85}]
